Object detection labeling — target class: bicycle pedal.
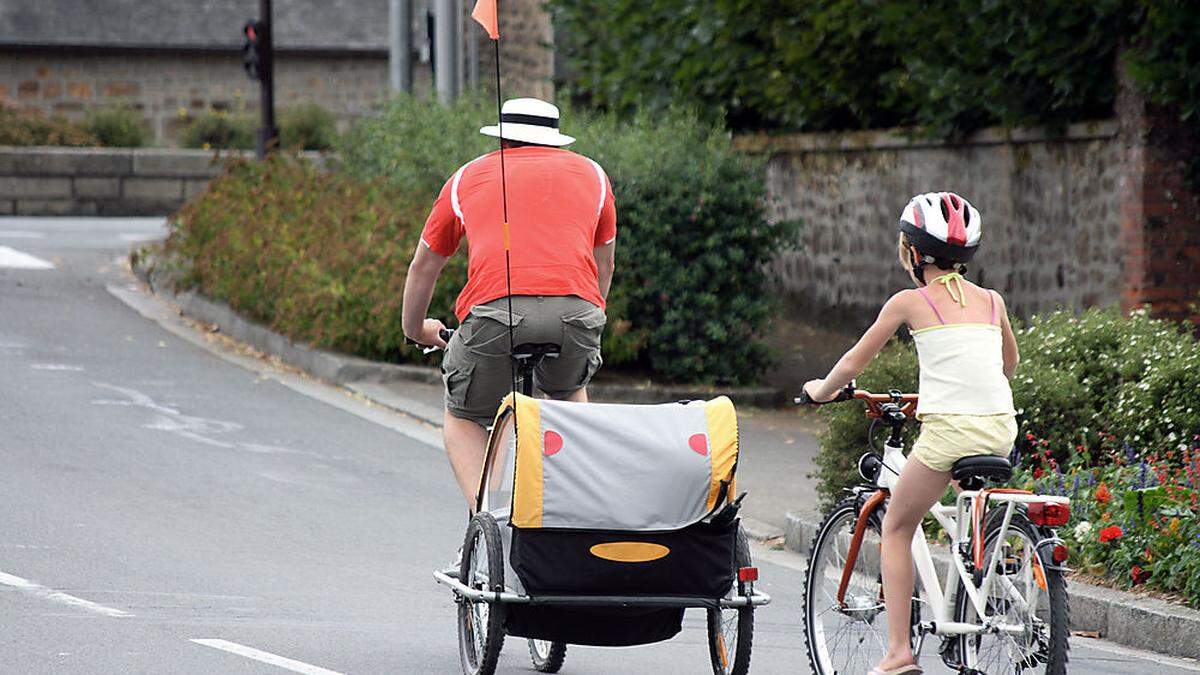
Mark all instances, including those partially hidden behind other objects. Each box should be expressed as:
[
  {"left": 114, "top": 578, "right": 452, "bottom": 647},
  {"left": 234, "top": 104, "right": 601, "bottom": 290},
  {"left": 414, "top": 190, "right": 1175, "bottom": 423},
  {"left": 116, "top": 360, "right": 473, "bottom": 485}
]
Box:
[{"left": 938, "top": 637, "right": 963, "bottom": 670}]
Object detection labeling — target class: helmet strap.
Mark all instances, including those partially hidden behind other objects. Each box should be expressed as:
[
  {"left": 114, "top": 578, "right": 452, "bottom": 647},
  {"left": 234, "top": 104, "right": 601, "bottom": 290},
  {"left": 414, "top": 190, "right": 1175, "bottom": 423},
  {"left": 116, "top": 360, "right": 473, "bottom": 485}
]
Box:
[{"left": 908, "top": 247, "right": 927, "bottom": 285}]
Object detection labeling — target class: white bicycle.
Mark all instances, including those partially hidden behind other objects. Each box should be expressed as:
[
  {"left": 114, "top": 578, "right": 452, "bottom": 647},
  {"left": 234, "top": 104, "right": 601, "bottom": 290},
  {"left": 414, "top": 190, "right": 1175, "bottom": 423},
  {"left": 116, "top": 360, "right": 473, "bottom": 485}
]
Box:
[{"left": 799, "top": 386, "right": 1071, "bottom": 674}]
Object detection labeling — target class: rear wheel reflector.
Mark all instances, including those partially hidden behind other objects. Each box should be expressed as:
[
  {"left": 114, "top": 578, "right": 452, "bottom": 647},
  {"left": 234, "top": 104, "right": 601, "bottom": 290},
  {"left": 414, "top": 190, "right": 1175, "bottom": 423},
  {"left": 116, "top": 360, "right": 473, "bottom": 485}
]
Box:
[{"left": 738, "top": 566, "right": 758, "bottom": 582}]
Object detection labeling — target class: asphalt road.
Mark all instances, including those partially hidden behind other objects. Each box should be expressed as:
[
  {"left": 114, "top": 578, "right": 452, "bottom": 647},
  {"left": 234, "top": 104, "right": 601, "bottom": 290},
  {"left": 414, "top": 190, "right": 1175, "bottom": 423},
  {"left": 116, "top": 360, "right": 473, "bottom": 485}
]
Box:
[{"left": 2, "top": 216, "right": 1197, "bottom": 674}]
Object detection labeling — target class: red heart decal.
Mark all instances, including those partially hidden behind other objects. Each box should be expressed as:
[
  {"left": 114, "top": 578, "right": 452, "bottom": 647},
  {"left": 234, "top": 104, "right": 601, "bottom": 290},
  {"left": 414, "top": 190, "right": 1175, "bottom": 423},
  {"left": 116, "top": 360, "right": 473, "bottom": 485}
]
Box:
[
  {"left": 688, "top": 433, "right": 708, "bottom": 456},
  {"left": 544, "top": 430, "right": 563, "bottom": 456}
]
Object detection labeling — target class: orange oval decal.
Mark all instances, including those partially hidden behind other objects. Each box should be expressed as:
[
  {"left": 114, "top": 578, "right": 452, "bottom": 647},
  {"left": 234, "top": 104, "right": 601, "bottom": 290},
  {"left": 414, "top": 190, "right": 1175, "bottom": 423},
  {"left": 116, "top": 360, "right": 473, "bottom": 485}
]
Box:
[{"left": 589, "top": 542, "right": 670, "bottom": 563}]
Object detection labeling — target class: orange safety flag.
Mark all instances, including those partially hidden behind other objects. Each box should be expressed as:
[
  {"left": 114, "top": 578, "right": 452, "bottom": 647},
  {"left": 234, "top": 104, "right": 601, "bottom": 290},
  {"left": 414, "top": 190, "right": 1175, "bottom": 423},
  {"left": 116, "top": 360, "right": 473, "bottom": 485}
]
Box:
[{"left": 470, "top": 0, "right": 499, "bottom": 40}]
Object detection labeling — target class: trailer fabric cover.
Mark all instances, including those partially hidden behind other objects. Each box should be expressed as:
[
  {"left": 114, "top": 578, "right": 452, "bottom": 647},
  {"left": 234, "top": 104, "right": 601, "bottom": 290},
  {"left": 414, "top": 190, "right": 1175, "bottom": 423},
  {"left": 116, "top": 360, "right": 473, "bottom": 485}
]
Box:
[{"left": 505, "top": 393, "right": 738, "bottom": 530}]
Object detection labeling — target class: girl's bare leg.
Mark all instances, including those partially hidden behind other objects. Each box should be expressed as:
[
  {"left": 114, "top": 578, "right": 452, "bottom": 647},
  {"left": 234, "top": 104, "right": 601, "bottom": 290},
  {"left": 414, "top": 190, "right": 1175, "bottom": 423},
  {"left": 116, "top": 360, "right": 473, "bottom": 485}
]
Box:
[{"left": 876, "top": 459, "right": 951, "bottom": 671}]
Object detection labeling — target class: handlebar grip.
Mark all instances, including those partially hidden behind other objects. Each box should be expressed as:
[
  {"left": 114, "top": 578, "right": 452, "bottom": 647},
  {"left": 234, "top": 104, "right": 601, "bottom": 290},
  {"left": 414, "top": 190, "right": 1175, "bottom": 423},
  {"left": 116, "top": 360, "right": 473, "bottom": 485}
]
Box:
[
  {"left": 439, "top": 328, "right": 454, "bottom": 342},
  {"left": 794, "top": 391, "right": 814, "bottom": 406}
]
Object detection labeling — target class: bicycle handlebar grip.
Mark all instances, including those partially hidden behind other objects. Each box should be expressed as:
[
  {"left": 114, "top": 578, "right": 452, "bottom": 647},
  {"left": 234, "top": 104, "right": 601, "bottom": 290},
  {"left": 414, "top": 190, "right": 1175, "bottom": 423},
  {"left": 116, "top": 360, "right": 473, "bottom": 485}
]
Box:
[
  {"left": 794, "top": 391, "right": 814, "bottom": 405},
  {"left": 439, "top": 328, "right": 454, "bottom": 342}
]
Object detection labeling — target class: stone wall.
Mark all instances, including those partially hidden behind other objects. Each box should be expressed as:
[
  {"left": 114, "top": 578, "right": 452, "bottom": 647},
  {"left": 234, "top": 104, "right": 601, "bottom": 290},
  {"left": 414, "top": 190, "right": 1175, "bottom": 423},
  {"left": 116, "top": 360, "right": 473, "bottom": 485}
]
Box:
[
  {"left": 0, "top": 146, "right": 264, "bottom": 216},
  {"left": 737, "top": 122, "right": 1125, "bottom": 321},
  {"left": 0, "top": 51, "right": 393, "bottom": 143}
]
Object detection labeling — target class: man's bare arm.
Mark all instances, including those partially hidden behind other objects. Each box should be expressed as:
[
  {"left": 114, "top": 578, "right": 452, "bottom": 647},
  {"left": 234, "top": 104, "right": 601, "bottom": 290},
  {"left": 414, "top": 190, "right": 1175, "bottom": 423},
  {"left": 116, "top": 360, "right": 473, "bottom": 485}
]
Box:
[
  {"left": 593, "top": 241, "right": 615, "bottom": 300},
  {"left": 402, "top": 241, "right": 450, "bottom": 347}
]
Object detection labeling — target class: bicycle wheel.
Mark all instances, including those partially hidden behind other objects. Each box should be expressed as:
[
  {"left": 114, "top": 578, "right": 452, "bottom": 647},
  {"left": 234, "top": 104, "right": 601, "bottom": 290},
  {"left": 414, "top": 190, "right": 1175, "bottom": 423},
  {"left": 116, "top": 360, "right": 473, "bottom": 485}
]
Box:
[
  {"left": 458, "top": 512, "right": 506, "bottom": 675},
  {"left": 803, "top": 496, "right": 897, "bottom": 675},
  {"left": 953, "top": 509, "right": 1069, "bottom": 675},
  {"left": 706, "top": 526, "right": 754, "bottom": 675},
  {"left": 527, "top": 639, "right": 567, "bottom": 673}
]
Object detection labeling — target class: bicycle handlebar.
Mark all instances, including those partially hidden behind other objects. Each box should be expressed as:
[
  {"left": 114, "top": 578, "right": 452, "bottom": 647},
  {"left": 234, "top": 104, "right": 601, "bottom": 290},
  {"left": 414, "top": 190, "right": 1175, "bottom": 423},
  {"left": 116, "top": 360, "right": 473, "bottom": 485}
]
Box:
[
  {"left": 405, "top": 328, "right": 455, "bottom": 354},
  {"left": 794, "top": 383, "right": 919, "bottom": 420}
]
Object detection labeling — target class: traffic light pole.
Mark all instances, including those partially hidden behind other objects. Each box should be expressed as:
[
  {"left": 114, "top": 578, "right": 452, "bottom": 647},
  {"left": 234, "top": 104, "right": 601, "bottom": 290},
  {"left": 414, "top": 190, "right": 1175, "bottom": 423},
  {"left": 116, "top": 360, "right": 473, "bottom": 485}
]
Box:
[{"left": 256, "top": 0, "right": 279, "bottom": 157}]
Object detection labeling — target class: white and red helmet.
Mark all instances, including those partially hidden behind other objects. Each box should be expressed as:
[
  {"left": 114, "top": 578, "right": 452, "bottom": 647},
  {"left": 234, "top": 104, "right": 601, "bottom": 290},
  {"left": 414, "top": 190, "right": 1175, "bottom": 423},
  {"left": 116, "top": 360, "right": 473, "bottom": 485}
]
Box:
[{"left": 899, "top": 191, "right": 982, "bottom": 263}]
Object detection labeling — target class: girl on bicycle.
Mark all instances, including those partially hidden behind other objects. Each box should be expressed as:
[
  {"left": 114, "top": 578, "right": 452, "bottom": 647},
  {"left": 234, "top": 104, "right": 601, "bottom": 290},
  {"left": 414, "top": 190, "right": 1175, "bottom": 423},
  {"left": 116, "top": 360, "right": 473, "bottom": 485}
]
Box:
[{"left": 802, "top": 192, "right": 1019, "bottom": 675}]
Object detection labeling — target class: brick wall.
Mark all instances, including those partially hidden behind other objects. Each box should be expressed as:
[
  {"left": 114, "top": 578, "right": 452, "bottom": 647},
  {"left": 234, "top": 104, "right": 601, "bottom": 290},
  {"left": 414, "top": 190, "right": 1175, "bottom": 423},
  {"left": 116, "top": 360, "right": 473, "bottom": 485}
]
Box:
[
  {"left": 0, "top": 146, "right": 329, "bottom": 216},
  {"left": 1117, "top": 64, "right": 1200, "bottom": 326},
  {"left": 0, "top": 51, "right": 393, "bottom": 143},
  {"left": 738, "top": 122, "right": 1125, "bottom": 322}
]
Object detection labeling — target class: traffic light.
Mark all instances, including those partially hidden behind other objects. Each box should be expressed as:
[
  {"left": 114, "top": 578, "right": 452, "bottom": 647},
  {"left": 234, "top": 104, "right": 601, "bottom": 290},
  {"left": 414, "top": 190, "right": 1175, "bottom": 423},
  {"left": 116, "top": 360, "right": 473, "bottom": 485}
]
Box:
[{"left": 242, "top": 20, "right": 263, "bottom": 80}]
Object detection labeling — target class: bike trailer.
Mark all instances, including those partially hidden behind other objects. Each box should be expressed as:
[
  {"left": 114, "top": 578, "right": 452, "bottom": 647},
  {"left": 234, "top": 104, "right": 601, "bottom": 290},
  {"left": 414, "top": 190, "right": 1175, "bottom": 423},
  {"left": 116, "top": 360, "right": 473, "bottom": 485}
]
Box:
[{"left": 487, "top": 392, "right": 741, "bottom": 646}]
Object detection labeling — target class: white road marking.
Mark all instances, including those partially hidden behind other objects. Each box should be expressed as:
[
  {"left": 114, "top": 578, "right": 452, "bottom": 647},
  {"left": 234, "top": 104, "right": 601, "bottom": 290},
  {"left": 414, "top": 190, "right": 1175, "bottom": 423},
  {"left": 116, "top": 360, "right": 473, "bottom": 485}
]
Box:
[
  {"left": 30, "top": 363, "right": 85, "bottom": 372},
  {"left": 190, "top": 639, "right": 345, "bottom": 675},
  {"left": 118, "top": 233, "right": 161, "bottom": 243},
  {"left": 0, "top": 246, "right": 55, "bottom": 270},
  {"left": 0, "top": 570, "right": 130, "bottom": 617},
  {"left": 0, "top": 230, "right": 46, "bottom": 239},
  {"left": 108, "top": 284, "right": 443, "bottom": 449}
]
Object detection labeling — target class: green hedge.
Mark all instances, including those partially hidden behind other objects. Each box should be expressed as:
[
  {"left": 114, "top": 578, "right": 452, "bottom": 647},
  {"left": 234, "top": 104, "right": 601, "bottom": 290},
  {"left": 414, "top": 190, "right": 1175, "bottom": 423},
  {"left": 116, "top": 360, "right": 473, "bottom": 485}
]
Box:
[
  {"left": 84, "top": 105, "right": 148, "bottom": 147},
  {"left": 0, "top": 105, "right": 99, "bottom": 147},
  {"left": 163, "top": 155, "right": 463, "bottom": 362},
  {"left": 552, "top": 0, "right": 1196, "bottom": 137},
  {"left": 340, "top": 96, "right": 799, "bottom": 384},
  {"left": 814, "top": 308, "right": 1200, "bottom": 504}
]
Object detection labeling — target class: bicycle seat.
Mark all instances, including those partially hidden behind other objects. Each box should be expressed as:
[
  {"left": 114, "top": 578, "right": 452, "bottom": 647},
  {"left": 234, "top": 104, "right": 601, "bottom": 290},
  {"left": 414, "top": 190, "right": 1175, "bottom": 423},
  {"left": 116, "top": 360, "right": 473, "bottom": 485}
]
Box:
[
  {"left": 512, "top": 343, "right": 561, "bottom": 360},
  {"left": 951, "top": 455, "right": 1012, "bottom": 490}
]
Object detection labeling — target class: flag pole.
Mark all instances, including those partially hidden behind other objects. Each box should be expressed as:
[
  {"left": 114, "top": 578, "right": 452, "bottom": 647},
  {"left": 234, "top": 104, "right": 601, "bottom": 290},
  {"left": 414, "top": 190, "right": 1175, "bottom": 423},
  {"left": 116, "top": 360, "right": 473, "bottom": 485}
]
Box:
[{"left": 472, "top": 0, "right": 521, "bottom": 447}]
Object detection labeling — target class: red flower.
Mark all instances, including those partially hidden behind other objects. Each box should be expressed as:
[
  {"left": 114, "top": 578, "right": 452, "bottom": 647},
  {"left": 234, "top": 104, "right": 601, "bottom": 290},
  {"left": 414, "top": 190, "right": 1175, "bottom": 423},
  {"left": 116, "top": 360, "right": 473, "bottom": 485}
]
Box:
[
  {"left": 1131, "top": 566, "right": 1150, "bottom": 585},
  {"left": 1099, "top": 525, "right": 1124, "bottom": 543},
  {"left": 1095, "top": 482, "right": 1112, "bottom": 504},
  {"left": 1033, "top": 468, "right": 1045, "bottom": 479}
]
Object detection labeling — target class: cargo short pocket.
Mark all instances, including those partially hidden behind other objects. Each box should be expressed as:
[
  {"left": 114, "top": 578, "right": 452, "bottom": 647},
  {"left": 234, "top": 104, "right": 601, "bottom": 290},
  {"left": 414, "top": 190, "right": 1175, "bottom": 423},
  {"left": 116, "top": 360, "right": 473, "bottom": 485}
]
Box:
[
  {"left": 442, "top": 359, "right": 475, "bottom": 410},
  {"left": 461, "top": 304, "right": 524, "bottom": 357},
  {"left": 561, "top": 306, "right": 606, "bottom": 352}
]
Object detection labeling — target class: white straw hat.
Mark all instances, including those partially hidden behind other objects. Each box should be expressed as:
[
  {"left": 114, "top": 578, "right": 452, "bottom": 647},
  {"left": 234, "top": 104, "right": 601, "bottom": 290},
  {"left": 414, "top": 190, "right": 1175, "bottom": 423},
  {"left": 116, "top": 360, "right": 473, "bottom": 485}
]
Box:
[{"left": 480, "top": 97, "right": 575, "bottom": 147}]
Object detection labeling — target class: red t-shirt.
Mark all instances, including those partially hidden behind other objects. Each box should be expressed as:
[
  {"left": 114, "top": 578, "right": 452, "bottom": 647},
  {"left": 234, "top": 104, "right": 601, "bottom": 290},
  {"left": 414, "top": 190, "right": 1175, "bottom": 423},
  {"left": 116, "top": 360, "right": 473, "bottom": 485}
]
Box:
[{"left": 421, "top": 146, "right": 617, "bottom": 321}]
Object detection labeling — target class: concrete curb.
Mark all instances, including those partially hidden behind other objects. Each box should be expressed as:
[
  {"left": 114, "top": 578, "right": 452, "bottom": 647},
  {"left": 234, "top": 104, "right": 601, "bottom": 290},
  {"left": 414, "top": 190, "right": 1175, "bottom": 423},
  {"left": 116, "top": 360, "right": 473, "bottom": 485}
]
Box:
[
  {"left": 784, "top": 512, "right": 1200, "bottom": 661},
  {"left": 130, "top": 255, "right": 787, "bottom": 415}
]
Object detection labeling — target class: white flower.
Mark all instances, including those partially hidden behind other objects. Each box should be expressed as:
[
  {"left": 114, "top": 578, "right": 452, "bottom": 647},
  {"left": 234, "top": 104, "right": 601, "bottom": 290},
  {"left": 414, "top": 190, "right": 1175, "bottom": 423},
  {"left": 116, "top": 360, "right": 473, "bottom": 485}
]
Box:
[{"left": 1074, "top": 521, "right": 1092, "bottom": 539}]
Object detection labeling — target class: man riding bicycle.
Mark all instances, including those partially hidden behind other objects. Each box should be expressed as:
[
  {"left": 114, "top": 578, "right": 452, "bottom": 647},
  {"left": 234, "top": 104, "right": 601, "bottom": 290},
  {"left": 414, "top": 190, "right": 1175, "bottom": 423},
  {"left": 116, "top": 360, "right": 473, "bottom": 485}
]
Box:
[{"left": 401, "top": 97, "right": 617, "bottom": 505}]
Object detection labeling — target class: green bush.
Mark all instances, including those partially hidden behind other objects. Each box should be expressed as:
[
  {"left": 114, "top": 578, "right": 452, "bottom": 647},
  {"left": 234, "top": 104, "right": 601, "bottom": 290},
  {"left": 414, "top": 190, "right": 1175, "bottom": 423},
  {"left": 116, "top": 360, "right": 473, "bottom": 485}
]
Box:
[
  {"left": 181, "top": 110, "right": 256, "bottom": 150},
  {"left": 813, "top": 307, "right": 1200, "bottom": 505},
  {"left": 164, "top": 155, "right": 464, "bottom": 363},
  {"left": 0, "top": 105, "right": 99, "bottom": 146},
  {"left": 340, "top": 96, "right": 800, "bottom": 384},
  {"left": 280, "top": 104, "right": 339, "bottom": 151},
  {"left": 84, "top": 105, "right": 147, "bottom": 147}
]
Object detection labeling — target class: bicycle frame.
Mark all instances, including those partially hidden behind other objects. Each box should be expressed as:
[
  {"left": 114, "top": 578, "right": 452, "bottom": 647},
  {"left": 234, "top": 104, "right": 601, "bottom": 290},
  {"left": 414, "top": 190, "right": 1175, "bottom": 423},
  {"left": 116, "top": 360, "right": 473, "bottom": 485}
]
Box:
[{"left": 838, "top": 441, "right": 1070, "bottom": 664}]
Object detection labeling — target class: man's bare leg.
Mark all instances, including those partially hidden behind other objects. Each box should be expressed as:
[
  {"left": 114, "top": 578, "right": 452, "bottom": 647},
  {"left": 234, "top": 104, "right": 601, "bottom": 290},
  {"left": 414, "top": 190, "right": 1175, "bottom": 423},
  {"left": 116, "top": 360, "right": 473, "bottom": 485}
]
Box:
[
  {"left": 443, "top": 409, "right": 489, "bottom": 507},
  {"left": 565, "top": 386, "right": 588, "bottom": 403}
]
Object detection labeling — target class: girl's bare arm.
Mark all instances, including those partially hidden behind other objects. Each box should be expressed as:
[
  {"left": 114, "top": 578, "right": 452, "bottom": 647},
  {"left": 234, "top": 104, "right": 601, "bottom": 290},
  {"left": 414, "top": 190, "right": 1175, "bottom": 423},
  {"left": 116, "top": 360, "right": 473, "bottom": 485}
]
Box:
[
  {"left": 805, "top": 291, "right": 911, "bottom": 401},
  {"left": 995, "top": 293, "right": 1020, "bottom": 379}
]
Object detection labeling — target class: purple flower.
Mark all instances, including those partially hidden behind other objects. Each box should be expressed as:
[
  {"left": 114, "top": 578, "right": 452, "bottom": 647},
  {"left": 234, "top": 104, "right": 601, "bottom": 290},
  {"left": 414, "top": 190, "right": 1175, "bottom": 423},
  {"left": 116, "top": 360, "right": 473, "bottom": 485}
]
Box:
[
  {"left": 1125, "top": 441, "right": 1137, "bottom": 465},
  {"left": 1070, "top": 474, "right": 1081, "bottom": 499},
  {"left": 1137, "top": 460, "right": 1148, "bottom": 490}
]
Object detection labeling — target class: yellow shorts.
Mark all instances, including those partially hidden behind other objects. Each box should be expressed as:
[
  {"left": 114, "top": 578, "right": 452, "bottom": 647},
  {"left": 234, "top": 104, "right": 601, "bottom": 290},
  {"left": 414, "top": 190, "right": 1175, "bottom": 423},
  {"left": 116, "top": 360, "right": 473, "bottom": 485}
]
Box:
[{"left": 909, "top": 413, "right": 1018, "bottom": 473}]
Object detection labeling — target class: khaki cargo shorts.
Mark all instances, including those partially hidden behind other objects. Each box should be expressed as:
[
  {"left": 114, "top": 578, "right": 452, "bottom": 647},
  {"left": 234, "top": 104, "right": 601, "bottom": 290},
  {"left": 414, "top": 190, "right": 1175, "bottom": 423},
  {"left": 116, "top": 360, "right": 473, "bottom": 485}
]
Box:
[{"left": 442, "top": 295, "right": 606, "bottom": 428}]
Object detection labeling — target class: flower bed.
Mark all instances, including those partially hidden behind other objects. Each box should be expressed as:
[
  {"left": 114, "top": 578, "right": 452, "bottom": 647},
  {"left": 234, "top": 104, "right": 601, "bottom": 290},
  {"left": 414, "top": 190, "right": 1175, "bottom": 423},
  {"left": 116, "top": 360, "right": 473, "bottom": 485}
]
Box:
[{"left": 1020, "top": 438, "right": 1200, "bottom": 607}]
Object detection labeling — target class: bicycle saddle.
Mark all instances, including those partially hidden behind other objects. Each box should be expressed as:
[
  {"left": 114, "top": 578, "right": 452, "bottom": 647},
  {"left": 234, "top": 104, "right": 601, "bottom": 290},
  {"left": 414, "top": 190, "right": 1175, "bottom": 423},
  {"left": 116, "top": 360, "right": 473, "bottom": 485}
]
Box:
[
  {"left": 951, "top": 455, "right": 1012, "bottom": 490},
  {"left": 512, "top": 343, "right": 561, "bottom": 360}
]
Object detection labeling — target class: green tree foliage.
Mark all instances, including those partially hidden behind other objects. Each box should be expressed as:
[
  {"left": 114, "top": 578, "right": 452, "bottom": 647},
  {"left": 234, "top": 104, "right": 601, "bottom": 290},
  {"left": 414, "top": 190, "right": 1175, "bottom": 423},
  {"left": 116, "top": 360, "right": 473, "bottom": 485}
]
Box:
[{"left": 553, "top": 1, "right": 1197, "bottom": 137}]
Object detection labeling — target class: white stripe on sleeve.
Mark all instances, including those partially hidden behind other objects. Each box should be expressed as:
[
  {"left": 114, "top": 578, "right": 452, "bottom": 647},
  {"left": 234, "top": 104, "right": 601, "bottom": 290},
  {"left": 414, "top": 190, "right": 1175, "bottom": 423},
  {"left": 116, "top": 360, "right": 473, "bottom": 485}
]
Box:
[{"left": 586, "top": 159, "right": 607, "bottom": 217}]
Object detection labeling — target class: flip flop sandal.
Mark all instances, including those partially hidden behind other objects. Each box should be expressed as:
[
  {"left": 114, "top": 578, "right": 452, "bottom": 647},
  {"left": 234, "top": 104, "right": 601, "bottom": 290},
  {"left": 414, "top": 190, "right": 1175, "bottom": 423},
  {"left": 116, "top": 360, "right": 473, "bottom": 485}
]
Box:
[{"left": 866, "top": 666, "right": 923, "bottom": 675}]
